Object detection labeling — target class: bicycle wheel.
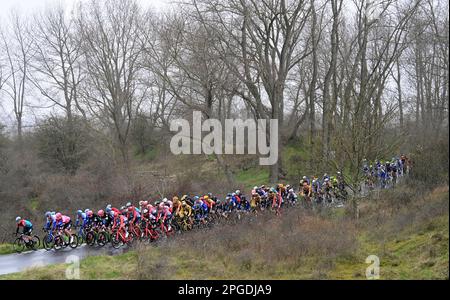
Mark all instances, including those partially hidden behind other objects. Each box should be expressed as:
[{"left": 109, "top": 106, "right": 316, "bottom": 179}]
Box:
[
  {"left": 69, "top": 234, "right": 78, "bottom": 249},
  {"left": 76, "top": 230, "right": 85, "bottom": 246},
  {"left": 43, "top": 234, "right": 54, "bottom": 251},
  {"left": 31, "top": 235, "right": 40, "bottom": 251},
  {"left": 126, "top": 232, "right": 135, "bottom": 246},
  {"left": 13, "top": 237, "right": 25, "bottom": 253},
  {"left": 97, "top": 232, "right": 108, "bottom": 247},
  {"left": 111, "top": 232, "right": 122, "bottom": 249},
  {"left": 86, "top": 231, "right": 96, "bottom": 246},
  {"left": 53, "top": 235, "right": 63, "bottom": 250}
]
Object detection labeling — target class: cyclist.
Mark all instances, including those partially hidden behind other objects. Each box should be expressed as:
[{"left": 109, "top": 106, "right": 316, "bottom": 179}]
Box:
[
  {"left": 157, "top": 203, "right": 173, "bottom": 231},
  {"left": 322, "top": 178, "right": 333, "bottom": 203},
  {"left": 269, "top": 187, "right": 282, "bottom": 211},
  {"left": 85, "top": 210, "right": 102, "bottom": 228},
  {"left": 193, "top": 196, "right": 208, "bottom": 222},
  {"left": 44, "top": 211, "right": 55, "bottom": 231},
  {"left": 53, "top": 213, "right": 72, "bottom": 237},
  {"left": 75, "top": 210, "right": 87, "bottom": 229},
  {"left": 287, "top": 188, "right": 298, "bottom": 205},
  {"left": 299, "top": 180, "right": 312, "bottom": 204},
  {"left": 250, "top": 190, "right": 261, "bottom": 213},
  {"left": 112, "top": 211, "right": 128, "bottom": 239},
  {"left": 203, "top": 195, "right": 215, "bottom": 213},
  {"left": 98, "top": 209, "right": 113, "bottom": 228},
  {"left": 232, "top": 192, "right": 242, "bottom": 210},
  {"left": 126, "top": 205, "right": 141, "bottom": 227},
  {"left": 15, "top": 217, "right": 33, "bottom": 243},
  {"left": 172, "top": 196, "right": 182, "bottom": 215}
]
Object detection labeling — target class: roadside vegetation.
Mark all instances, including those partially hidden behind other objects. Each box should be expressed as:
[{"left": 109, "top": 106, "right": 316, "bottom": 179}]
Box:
[{"left": 2, "top": 182, "right": 447, "bottom": 280}]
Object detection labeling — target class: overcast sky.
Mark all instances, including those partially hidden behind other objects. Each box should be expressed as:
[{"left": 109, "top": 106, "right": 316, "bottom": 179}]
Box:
[
  {"left": 0, "top": 0, "right": 171, "bottom": 18},
  {"left": 0, "top": 0, "right": 172, "bottom": 132}
]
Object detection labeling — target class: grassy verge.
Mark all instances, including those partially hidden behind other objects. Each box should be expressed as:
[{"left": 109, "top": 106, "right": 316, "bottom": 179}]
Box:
[{"left": 0, "top": 244, "right": 15, "bottom": 255}]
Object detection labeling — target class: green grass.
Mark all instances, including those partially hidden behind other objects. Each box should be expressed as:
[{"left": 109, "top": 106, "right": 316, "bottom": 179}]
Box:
[
  {"left": 0, "top": 244, "right": 14, "bottom": 255},
  {"left": 328, "top": 215, "right": 449, "bottom": 279},
  {"left": 30, "top": 197, "right": 39, "bottom": 211},
  {"left": 235, "top": 167, "right": 269, "bottom": 190}
]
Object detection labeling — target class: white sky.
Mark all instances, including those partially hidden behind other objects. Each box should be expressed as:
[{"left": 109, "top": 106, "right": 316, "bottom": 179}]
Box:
[
  {"left": 0, "top": 0, "right": 172, "bottom": 132},
  {"left": 0, "top": 0, "right": 172, "bottom": 18}
]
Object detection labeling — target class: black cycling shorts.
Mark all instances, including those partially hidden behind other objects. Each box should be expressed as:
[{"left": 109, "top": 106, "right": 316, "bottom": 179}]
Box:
[{"left": 63, "top": 220, "right": 72, "bottom": 230}]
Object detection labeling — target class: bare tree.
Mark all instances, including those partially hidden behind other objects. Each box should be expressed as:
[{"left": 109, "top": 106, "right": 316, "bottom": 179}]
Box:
[
  {"left": 76, "top": 0, "right": 146, "bottom": 165},
  {"left": 0, "top": 11, "right": 34, "bottom": 143},
  {"left": 30, "top": 4, "right": 85, "bottom": 122},
  {"left": 188, "top": 0, "right": 313, "bottom": 182}
]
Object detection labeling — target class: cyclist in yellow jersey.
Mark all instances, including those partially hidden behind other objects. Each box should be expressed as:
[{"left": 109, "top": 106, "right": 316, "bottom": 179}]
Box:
[
  {"left": 250, "top": 190, "right": 261, "bottom": 212},
  {"left": 172, "top": 196, "right": 182, "bottom": 215},
  {"left": 178, "top": 201, "right": 192, "bottom": 218}
]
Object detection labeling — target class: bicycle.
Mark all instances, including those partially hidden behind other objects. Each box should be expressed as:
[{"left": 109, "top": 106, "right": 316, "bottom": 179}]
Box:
[
  {"left": 13, "top": 232, "right": 40, "bottom": 253},
  {"left": 53, "top": 227, "right": 78, "bottom": 250},
  {"left": 140, "top": 219, "right": 160, "bottom": 242},
  {"left": 42, "top": 228, "right": 55, "bottom": 251},
  {"left": 111, "top": 227, "right": 135, "bottom": 249}
]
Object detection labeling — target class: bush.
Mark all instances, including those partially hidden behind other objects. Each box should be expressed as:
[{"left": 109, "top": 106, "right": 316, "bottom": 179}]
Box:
[{"left": 35, "top": 116, "right": 92, "bottom": 174}]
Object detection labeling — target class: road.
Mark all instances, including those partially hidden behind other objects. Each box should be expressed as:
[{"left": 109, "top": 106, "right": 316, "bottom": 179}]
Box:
[
  {"left": 0, "top": 178, "right": 402, "bottom": 276},
  {"left": 0, "top": 244, "right": 127, "bottom": 276}
]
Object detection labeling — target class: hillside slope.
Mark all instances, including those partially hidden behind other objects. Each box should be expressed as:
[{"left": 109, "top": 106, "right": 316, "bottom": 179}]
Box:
[{"left": 2, "top": 184, "right": 448, "bottom": 280}]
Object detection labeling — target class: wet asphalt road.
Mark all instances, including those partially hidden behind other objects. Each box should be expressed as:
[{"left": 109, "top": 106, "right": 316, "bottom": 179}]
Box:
[{"left": 0, "top": 244, "right": 126, "bottom": 275}]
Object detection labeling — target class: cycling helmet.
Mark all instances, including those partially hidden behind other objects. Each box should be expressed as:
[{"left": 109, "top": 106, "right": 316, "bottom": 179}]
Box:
[
  {"left": 45, "top": 211, "right": 51, "bottom": 217},
  {"left": 162, "top": 198, "right": 168, "bottom": 203},
  {"left": 106, "top": 204, "right": 112, "bottom": 210},
  {"left": 128, "top": 206, "right": 134, "bottom": 212},
  {"left": 207, "top": 193, "right": 212, "bottom": 198},
  {"left": 324, "top": 178, "right": 329, "bottom": 182},
  {"left": 236, "top": 190, "right": 240, "bottom": 194},
  {"left": 77, "top": 210, "right": 83, "bottom": 216},
  {"left": 106, "top": 207, "right": 111, "bottom": 213},
  {"left": 181, "top": 201, "right": 187, "bottom": 206},
  {"left": 204, "top": 195, "right": 209, "bottom": 200},
  {"left": 194, "top": 196, "right": 199, "bottom": 200},
  {"left": 172, "top": 196, "right": 179, "bottom": 202},
  {"left": 142, "top": 201, "right": 148, "bottom": 206},
  {"left": 139, "top": 201, "right": 144, "bottom": 207},
  {"left": 84, "top": 209, "right": 90, "bottom": 214},
  {"left": 143, "top": 209, "right": 148, "bottom": 214},
  {"left": 253, "top": 186, "right": 258, "bottom": 190},
  {"left": 56, "top": 213, "right": 62, "bottom": 220},
  {"left": 98, "top": 210, "right": 105, "bottom": 217},
  {"left": 232, "top": 193, "right": 236, "bottom": 196},
  {"left": 126, "top": 202, "right": 132, "bottom": 207},
  {"left": 87, "top": 211, "right": 93, "bottom": 217},
  {"left": 15, "top": 216, "right": 21, "bottom": 222},
  {"left": 114, "top": 212, "right": 119, "bottom": 218},
  {"left": 302, "top": 176, "right": 307, "bottom": 180},
  {"left": 181, "top": 195, "right": 187, "bottom": 201},
  {"left": 289, "top": 189, "right": 294, "bottom": 193},
  {"left": 251, "top": 189, "right": 256, "bottom": 195}
]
